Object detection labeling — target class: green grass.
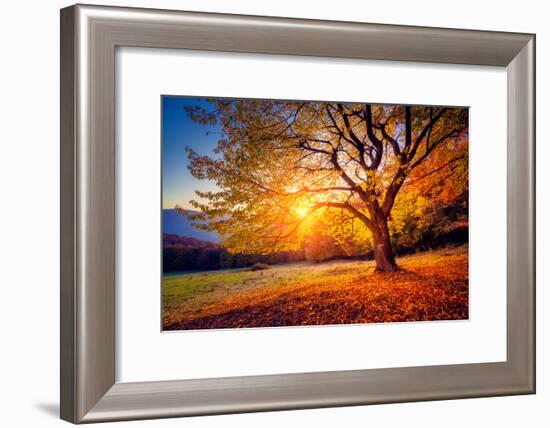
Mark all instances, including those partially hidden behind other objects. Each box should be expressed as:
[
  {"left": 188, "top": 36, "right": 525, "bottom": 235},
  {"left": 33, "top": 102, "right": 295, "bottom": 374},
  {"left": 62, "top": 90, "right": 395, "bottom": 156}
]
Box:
[{"left": 163, "top": 264, "right": 312, "bottom": 310}]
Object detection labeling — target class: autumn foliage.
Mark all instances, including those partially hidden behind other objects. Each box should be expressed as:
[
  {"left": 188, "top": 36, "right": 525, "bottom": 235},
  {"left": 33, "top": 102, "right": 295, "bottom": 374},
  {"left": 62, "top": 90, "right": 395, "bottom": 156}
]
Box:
[
  {"left": 180, "top": 99, "right": 468, "bottom": 272},
  {"left": 163, "top": 247, "right": 468, "bottom": 330}
]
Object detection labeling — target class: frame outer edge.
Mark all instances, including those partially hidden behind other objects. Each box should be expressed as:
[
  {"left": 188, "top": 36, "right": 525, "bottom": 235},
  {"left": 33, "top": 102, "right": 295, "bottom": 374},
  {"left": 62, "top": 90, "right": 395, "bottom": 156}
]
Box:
[
  {"left": 76, "top": 3, "right": 117, "bottom": 422},
  {"left": 75, "top": 3, "right": 532, "bottom": 66},
  {"left": 506, "top": 35, "right": 536, "bottom": 392},
  {"left": 60, "top": 5, "right": 77, "bottom": 423}
]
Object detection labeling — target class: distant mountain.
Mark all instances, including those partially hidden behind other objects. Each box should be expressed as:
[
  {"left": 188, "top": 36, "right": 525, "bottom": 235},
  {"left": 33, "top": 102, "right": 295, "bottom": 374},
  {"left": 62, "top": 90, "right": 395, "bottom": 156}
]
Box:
[
  {"left": 163, "top": 233, "right": 217, "bottom": 248},
  {"left": 162, "top": 209, "right": 220, "bottom": 243}
]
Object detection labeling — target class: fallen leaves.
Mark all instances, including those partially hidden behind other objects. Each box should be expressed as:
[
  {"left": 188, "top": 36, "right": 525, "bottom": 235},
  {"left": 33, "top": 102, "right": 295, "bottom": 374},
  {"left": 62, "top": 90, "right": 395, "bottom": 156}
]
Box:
[{"left": 163, "top": 248, "right": 468, "bottom": 331}]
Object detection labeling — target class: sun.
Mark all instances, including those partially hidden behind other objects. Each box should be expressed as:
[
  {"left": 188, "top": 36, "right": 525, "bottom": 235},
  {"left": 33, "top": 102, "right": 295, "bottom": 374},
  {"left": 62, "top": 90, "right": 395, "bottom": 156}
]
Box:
[{"left": 294, "top": 205, "right": 309, "bottom": 218}]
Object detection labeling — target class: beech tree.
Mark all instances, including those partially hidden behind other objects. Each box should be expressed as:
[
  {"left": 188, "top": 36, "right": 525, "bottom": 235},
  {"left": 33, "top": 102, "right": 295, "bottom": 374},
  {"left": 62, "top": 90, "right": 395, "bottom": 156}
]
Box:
[{"left": 179, "top": 99, "right": 468, "bottom": 272}]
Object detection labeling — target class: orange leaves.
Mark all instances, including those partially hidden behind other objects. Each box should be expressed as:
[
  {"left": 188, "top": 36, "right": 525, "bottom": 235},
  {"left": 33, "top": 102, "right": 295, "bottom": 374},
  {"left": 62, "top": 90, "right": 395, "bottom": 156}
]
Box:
[{"left": 163, "top": 247, "right": 468, "bottom": 330}]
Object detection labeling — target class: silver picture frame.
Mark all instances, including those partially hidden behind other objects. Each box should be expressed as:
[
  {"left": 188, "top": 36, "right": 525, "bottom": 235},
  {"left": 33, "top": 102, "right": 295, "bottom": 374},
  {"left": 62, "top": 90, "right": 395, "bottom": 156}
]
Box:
[{"left": 60, "top": 4, "right": 535, "bottom": 423}]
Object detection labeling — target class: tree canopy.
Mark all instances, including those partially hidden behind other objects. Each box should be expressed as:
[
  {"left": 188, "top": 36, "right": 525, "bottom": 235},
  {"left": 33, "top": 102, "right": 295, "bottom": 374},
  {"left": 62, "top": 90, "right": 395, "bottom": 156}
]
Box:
[{"left": 178, "top": 99, "right": 468, "bottom": 272}]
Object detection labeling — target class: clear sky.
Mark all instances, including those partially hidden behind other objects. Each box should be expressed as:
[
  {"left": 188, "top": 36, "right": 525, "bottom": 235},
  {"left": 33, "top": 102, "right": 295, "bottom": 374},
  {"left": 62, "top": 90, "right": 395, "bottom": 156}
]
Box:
[{"left": 162, "top": 96, "right": 220, "bottom": 210}]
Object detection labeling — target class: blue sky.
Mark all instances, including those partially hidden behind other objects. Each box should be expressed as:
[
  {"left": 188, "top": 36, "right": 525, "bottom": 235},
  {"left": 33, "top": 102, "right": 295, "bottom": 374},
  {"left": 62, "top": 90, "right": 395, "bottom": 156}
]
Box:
[{"left": 162, "top": 96, "right": 220, "bottom": 210}]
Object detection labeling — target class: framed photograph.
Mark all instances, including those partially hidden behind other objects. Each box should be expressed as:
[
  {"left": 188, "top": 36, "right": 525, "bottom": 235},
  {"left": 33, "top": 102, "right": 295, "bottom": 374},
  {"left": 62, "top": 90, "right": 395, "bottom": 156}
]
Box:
[
  {"left": 160, "top": 96, "right": 470, "bottom": 331},
  {"left": 60, "top": 4, "right": 535, "bottom": 423}
]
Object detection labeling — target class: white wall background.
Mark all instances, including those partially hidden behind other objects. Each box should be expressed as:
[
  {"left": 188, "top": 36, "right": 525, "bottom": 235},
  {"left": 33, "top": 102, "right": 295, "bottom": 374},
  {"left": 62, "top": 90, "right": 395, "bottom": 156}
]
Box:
[{"left": 0, "top": 0, "right": 545, "bottom": 427}]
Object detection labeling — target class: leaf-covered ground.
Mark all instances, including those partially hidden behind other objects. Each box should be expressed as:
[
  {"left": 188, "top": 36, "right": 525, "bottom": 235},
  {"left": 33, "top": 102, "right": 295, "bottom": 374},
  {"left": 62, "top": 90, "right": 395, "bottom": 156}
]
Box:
[{"left": 163, "top": 246, "right": 468, "bottom": 331}]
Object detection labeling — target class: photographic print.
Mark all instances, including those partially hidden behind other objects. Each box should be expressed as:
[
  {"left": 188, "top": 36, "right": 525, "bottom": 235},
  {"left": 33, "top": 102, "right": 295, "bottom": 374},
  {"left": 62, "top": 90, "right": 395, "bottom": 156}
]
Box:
[{"left": 162, "top": 96, "right": 469, "bottom": 331}]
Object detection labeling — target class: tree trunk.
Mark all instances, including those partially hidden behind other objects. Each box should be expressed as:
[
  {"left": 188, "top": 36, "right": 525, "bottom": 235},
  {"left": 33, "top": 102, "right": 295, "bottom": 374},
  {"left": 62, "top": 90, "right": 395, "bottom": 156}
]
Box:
[{"left": 371, "top": 215, "right": 398, "bottom": 272}]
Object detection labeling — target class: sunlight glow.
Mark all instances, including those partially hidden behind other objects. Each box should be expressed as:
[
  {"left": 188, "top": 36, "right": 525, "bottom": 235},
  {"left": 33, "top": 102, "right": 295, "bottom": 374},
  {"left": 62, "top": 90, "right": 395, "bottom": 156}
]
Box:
[{"left": 296, "top": 207, "right": 309, "bottom": 218}]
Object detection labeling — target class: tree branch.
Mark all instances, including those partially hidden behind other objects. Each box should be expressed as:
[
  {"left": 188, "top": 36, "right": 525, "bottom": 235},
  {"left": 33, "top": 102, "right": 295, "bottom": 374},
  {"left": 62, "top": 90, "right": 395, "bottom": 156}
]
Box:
[
  {"left": 376, "top": 122, "right": 401, "bottom": 159},
  {"left": 407, "top": 155, "right": 466, "bottom": 185},
  {"left": 404, "top": 106, "right": 412, "bottom": 152},
  {"left": 310, "top": 201, "right": 374, "bottom": 229},
  {"left": 407, "top": 107, "right": 447, "bottom": 161},
  {"left": 410, "top": 127, "right": 466, "bottom": 170},
  {"left": 380, "top": 167, "right": 408, "bottom": 217},
  {"left": 364, "top": 105, "right": 383, "bottom": 169}
]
